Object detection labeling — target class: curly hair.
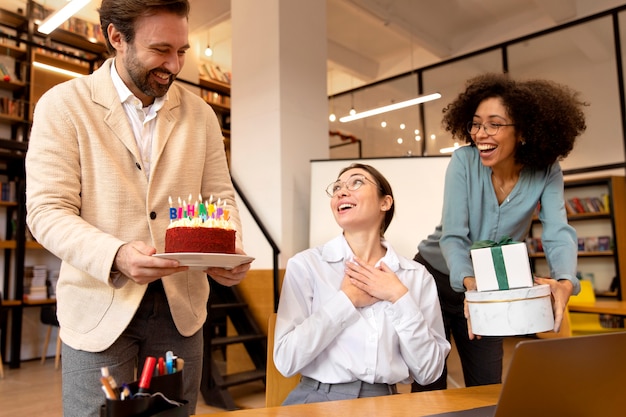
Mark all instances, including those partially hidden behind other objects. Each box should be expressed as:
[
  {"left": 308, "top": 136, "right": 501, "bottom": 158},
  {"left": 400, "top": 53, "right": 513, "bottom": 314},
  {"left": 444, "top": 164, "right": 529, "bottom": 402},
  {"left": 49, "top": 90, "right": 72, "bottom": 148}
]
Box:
[
  {"left": 98, "top": 0, "right": 190, "bottom": 55},
  {"left": 442, "top": 73, "right": 588, "bottom": 169}
]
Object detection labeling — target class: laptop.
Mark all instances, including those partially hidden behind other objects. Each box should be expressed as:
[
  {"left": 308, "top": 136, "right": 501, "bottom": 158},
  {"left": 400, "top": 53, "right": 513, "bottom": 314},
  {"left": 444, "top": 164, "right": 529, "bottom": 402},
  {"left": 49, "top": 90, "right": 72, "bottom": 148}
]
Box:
[{"left": 427, "top": 332, "right": 626, "bottom": 417}]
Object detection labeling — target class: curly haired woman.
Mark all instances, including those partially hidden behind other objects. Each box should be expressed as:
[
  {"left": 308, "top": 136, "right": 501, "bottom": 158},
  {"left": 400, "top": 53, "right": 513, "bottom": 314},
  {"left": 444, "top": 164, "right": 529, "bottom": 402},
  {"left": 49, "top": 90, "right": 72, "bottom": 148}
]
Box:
[{"left": 412, "top": 72, "right": 587, "bottom": 391}]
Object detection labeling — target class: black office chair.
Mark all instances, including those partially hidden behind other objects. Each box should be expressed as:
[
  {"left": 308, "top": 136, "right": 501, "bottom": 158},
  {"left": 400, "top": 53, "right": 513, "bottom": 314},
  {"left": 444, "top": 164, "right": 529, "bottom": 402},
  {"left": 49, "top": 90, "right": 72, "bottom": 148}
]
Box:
[{"left": 40, "top": 304, "right": 61, "bottom": 370}]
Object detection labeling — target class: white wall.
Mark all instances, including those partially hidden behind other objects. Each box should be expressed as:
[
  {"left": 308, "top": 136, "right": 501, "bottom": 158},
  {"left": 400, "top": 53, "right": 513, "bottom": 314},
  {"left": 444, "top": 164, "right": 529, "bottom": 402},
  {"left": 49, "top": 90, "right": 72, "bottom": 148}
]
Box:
[{"left": 309, "top": 157, "right": 450, "bottom": 260}]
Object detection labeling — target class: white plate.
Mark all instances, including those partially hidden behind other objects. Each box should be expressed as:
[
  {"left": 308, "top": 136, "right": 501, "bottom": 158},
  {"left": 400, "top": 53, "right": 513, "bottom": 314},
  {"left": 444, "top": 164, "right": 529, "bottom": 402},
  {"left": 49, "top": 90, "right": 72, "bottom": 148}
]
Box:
[{"left": 153, "top": 253, "right": 254, "bottom": 270}]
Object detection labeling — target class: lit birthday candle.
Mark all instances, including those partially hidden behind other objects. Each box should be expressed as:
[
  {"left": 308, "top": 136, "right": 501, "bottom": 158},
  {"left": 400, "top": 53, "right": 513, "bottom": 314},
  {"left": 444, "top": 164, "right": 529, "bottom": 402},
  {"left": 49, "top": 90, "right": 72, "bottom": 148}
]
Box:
[
  {"left": 177, "top": 197, "right": 183, "bottom": 220},
  {"left": 199, "top": 198, "right": 208, "bottom": 220},
  {"left": 186, "top": 194, "right": 194, "bottom": 219},
  {"left": 208, "top": 195, "right": 215, "bottom": 218},
  {"left": 222, "top": 200, "right": 230, "bottom": 221},
  {"left": 168, "top": 196, "right": 176, "bottom": 222},
  {"left": 216, "top": 198, "right": 223, "bottom": 219}
]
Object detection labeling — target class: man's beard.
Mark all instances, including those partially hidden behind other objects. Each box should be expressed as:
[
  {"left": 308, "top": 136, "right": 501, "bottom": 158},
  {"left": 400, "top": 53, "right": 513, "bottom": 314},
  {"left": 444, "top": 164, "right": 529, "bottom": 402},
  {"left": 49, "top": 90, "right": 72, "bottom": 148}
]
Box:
[{"left": 125, "top": 54, "right": 175, "bottom": 98}]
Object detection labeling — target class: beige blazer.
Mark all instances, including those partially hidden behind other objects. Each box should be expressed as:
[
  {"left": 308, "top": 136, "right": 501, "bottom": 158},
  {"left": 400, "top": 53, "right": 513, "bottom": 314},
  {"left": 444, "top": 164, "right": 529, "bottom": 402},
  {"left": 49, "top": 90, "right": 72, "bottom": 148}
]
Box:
[{"left": 25, "top": 59, "right": 242, "bottom": 352}]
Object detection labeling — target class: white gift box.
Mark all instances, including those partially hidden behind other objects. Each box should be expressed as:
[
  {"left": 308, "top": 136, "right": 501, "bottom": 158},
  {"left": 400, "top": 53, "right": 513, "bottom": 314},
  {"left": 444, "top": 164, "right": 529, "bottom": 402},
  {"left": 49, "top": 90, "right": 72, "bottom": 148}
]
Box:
[
  {"left": 470, "top": 242, "right": 533, "bottom": 292},
  {"left": 465, "top": 284, "right": 554, "bottom": 336}
]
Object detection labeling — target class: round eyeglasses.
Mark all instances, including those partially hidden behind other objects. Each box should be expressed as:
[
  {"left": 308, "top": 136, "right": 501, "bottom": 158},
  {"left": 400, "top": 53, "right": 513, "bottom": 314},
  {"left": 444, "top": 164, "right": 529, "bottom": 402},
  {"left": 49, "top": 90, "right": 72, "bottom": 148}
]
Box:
[
  {"left": 467, "top": 121, "right": 515, "bottom": 136},
  {"left": 325, "top": 175, "right": 379, "bottom": 197}
]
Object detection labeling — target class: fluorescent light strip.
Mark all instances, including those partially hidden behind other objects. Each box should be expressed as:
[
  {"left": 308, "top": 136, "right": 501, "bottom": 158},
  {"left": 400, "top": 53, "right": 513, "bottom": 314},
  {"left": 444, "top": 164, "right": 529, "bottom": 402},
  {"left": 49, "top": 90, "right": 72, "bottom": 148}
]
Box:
[
  {"left": 440, "top": 143, "right": 464, "bottom": 154},
  {"left": 37, "top": 0, "right": 92, "bottom": 35},
  {"left": 33, "top": 61, "right": 85, "bottom": 78},
  {"left": 339, "top": 93, "right": 442, "bottom": 123}
]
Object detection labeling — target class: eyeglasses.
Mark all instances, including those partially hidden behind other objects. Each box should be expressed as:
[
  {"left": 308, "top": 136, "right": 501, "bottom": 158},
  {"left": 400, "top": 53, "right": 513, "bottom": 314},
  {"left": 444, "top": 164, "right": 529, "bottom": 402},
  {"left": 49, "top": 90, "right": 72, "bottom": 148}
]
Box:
[
  {"left": 325, "top": 175, "right": 379, "bottom": 197},
  {"left": 467, "top": 121, "right": 515, "bottom": 136}
]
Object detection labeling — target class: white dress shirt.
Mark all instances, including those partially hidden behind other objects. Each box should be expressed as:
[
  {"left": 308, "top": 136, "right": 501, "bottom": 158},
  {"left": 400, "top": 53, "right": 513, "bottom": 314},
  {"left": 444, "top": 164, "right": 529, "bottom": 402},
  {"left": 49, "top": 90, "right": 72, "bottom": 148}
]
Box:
[
  {"left": 273, "top": 234, "right": 450, "bottom": 386},
  {"left": 110, "top": 61, "right": 165, "bottom": 179}
]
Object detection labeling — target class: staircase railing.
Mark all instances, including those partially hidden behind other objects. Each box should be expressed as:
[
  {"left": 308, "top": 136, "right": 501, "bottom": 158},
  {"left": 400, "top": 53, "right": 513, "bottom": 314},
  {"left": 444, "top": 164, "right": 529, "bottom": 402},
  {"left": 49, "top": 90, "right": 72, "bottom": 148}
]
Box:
[{"left": 231, "top": 177, "right": 281, "bottom": 312}]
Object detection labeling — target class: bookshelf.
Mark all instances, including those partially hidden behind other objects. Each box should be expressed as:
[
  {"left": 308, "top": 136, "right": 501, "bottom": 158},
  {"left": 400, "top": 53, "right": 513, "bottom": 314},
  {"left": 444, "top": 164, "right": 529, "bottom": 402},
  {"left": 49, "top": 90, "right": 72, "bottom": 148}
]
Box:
[
  {"left": 0, "top": 4, "right": 108, "bottom": 368},
  {"left": 529, "top": 176, "right": 626, "bottom": 300},
  {"left": 198, "top": 76, "right": 231, "bottom": 164}
]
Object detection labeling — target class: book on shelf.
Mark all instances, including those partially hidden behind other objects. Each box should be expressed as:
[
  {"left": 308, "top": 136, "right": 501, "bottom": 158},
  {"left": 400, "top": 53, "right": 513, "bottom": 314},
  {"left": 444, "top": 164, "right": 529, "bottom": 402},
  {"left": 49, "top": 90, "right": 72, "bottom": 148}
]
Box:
[
  {"left": 23, "top": 265, "right": 49, "bottom": 301},
  {"left": 597, "top": 236, "right": 611, "bottom": 251},
  {"left": 199, "top": 63, "right": 231, "bottom": 84},
  {"left": 584, "top": 237, "right": 599, "bottom": 252},
  {"left": 1, "top": 180, "right": 16, "bottom": 202},
  {"left": 569, "top": 197, "right": 586, "bottom": 213},
  {"left": 566, "top": 195, "right": 607, "bottom": 214}
]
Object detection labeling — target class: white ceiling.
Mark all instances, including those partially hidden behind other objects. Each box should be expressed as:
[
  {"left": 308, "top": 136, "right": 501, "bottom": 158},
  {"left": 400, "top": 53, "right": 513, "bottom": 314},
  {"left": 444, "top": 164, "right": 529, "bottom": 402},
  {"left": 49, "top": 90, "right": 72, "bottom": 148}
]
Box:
[{"left": 7, "top": 0, "right": 625, "bottom": 95}]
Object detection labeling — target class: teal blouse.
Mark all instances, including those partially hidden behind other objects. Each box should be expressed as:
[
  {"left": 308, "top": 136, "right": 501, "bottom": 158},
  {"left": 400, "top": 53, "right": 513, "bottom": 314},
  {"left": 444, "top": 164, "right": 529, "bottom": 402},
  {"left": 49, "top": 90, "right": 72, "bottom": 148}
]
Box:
[{"left": 418, "top": 146, "right": 579, "bottom": 294}]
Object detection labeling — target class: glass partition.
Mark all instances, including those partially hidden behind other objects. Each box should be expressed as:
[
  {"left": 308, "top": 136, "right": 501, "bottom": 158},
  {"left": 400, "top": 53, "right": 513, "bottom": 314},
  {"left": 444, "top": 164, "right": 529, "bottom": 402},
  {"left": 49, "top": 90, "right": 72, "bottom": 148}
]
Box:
[
  {"left": 421, "top": 50, "right": 503, "bottom": 156},
  {"left": 507, "top": 16, "right": 624, "bottom": 172},
  {"left": 329, "top": 7, "right": 626, "bottom": 175}
]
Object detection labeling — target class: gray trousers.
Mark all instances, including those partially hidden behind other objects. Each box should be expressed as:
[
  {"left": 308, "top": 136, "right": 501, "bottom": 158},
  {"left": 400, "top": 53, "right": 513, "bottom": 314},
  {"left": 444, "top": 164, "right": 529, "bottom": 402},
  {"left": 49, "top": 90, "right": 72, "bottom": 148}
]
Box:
[
  {"left": 61, "top": 281, "right": 203, "bottom": 417},
  {"left": 282, "top": 376, "right": 398, "bottom": 405}
]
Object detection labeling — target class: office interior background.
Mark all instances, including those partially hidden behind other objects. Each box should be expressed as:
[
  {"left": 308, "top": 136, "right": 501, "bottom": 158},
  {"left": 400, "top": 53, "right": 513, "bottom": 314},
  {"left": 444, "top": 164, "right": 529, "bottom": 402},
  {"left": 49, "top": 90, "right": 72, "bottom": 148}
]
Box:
[{"left": 1, "top": 0, "right": 626, "bottom": 363}]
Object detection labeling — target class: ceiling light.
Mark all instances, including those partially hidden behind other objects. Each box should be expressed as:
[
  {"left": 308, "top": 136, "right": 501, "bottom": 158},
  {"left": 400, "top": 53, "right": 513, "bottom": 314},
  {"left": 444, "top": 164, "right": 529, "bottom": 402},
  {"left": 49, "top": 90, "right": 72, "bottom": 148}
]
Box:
[
  {"left": 440, "top": 142, "right": 462, "bottom": 154},
  {"left": 37, "top": 0, "right": 91, "bottom": 35},
  {"left": 381, "top": 121, "right": 387, "bottom": 128},
  {"left": 329, "top": 113, "right": 336, "bottom": 122},
  {"left": 339, "top": 93, "right": 441, "bottom": 123},
  {"left": 204, "top": 45, "right": 213, "bottom": 57}
]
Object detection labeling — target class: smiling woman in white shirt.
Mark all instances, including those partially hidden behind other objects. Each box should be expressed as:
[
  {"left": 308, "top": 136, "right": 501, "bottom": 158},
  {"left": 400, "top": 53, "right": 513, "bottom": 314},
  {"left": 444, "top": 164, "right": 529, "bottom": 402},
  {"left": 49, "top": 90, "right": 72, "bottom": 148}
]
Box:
[{"left": 273, "top": 163, "right": 450, "bottom": 405}]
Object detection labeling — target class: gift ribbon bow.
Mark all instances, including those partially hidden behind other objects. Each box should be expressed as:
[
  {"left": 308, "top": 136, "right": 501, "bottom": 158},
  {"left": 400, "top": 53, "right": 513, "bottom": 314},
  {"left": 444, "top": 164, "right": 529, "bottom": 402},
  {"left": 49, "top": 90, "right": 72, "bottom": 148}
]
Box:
[{"left": 471, "top": 236, "right": 517, "bottom": 290}]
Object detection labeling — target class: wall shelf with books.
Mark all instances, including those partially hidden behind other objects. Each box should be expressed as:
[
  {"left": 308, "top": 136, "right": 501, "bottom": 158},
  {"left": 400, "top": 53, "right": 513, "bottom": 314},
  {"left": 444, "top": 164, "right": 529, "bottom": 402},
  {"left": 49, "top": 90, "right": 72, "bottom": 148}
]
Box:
[
  {"left": 529, "top": 176, "right": 626, "bottom": 300},
  {"left": 0, "top": 4, "right": 107, "bottom": 368},
  {"left": 198, "top": 75, "right": 232, "bottom": 164}
]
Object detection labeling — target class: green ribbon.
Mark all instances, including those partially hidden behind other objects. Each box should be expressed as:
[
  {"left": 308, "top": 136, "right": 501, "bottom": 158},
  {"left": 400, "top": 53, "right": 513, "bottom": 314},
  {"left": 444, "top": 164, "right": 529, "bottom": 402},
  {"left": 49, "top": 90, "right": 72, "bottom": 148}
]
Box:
[{"left": 471, "top": 236, "right": 517, "bottom": 290}]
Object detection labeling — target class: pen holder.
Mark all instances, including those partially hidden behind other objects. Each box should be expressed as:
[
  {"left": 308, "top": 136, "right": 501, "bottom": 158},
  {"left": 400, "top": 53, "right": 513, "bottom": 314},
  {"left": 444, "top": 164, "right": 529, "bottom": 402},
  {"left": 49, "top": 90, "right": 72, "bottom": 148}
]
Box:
[{"left": 100, "top": 371, "right": 189, "bottom": 417}]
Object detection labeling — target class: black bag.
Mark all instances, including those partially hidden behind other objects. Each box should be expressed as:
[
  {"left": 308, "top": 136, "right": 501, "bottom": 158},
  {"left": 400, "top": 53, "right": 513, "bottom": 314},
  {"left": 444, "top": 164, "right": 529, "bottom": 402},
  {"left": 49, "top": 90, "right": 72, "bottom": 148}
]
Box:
[{"left": 100, "top": 371, "right": 189, "bottom": 417}]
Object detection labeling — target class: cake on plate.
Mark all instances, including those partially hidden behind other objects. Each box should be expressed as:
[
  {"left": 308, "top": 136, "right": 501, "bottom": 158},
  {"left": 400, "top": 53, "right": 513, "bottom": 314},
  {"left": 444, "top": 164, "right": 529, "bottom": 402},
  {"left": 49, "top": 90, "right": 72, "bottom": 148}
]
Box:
[{"left": 165, "top": 196, "right": 236, "bottom": 254}]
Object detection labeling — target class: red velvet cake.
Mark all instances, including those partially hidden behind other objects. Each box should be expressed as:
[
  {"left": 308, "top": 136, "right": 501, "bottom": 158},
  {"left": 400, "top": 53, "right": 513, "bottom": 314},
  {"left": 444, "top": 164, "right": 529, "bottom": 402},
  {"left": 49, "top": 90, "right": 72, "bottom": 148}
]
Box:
[
  {"left": 165, "top": 196, "right": 236, "bottom": 254},
  {"left": 165, "top": 226, "right": 236, "bottom": 254}
]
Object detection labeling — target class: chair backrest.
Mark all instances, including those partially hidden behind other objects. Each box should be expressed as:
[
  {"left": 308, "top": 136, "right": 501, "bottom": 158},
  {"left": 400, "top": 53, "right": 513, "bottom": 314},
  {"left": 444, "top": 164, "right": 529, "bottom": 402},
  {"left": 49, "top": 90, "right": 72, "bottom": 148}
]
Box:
[
  {"left": 265, "top": 313, "right": 300, "bottom": 407},
  {"left": 569, "top": 280, "right": 596, "bottom": 305}
]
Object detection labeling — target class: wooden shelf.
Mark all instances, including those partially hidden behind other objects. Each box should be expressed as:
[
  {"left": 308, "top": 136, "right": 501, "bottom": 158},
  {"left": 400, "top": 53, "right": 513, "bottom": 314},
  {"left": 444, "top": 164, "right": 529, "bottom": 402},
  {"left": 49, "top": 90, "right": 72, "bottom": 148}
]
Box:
[
  {"left": 0, "top": 41, "right": 27, "bottom": 60},
  {"left": 0, "top": 113, "right": 25, "bottom": 124},
  {"left": 33, "top": 51, "right": 91, "bottom": 75},
  {"left": 42, "top": 27, "right": 107, "bottom": 56},
  {"left": 0, "top": 8, "right": 26, "bottom": 29},
  {"left": 0, "top": 240, "right": 44, "bottom": 249},
  {"left": 207, "top": 101, "right": 230, "bottom": 112},
  {"left": 1, "top": 299, "right": 21, "bottom": 307},
  {"left": 0, "top": 79, "right": 27, "bottom": 91},
  {"left": 22, "top": 297, "right": 55, "bottom": 306},
  {"left": 199, "top": 76, "right": 231, "bottom": 95}
]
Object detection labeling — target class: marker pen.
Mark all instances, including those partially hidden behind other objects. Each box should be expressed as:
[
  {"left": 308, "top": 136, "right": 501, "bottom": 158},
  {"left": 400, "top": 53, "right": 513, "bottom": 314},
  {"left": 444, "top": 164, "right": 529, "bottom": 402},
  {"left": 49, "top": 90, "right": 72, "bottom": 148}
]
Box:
[
  {"left": 165, "top": 351, "right": 174, "bottom": 374},
  {"left": 100, "top": 376, "right": 118, "bottom": 400},
  {"left": 138, "top": 356, "right": 156, "bottom": 394},
  {"left": 157, "top": 357, "right": 165, "bottom": 376},
  {"left": 101, "top": 367, "right": 118, "bottom": 390}
]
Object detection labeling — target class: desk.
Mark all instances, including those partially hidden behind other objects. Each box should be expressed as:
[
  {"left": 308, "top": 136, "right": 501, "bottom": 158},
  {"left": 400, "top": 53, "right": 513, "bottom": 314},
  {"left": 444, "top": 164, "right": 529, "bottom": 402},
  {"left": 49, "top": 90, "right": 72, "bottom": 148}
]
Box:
[
  {"left": 2, "top": 298, "right": 56, "bottom": 368},
  {"left": 193, "top": 384, "right": 501, "bottom": 417},
  {"left": 568, "top": 300, "right": 626, "bottom": 316}
]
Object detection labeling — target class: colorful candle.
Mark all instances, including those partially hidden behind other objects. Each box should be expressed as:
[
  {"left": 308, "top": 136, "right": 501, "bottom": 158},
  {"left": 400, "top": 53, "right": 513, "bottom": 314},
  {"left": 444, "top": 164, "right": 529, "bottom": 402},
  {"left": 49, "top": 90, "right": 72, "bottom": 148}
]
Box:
[{"left": 168, "top": 196, "right": 176, "bottom": 222}]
